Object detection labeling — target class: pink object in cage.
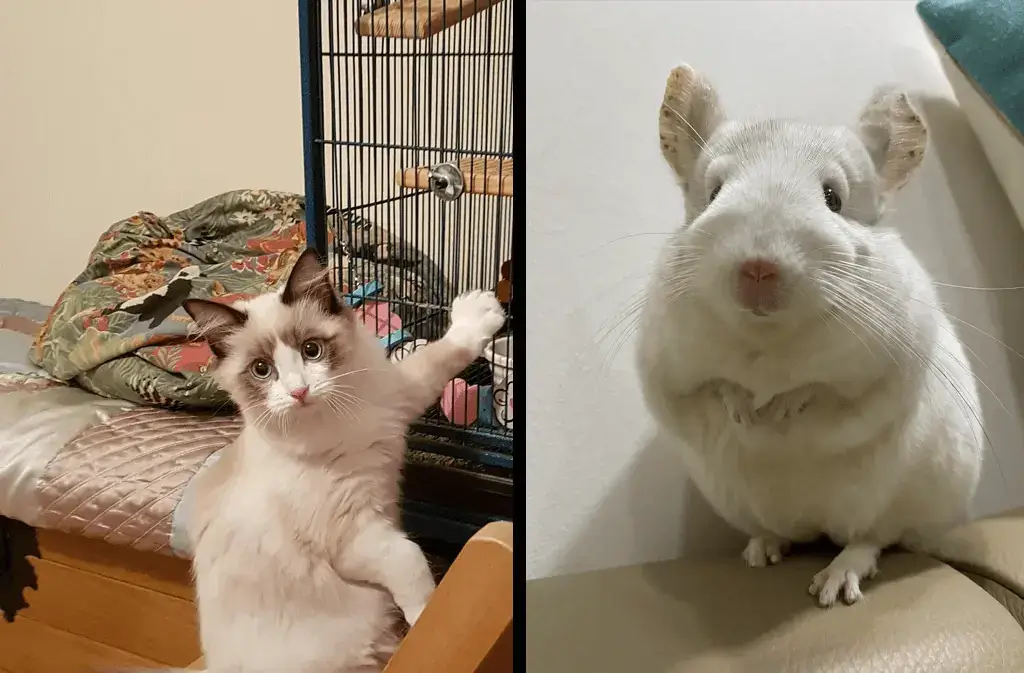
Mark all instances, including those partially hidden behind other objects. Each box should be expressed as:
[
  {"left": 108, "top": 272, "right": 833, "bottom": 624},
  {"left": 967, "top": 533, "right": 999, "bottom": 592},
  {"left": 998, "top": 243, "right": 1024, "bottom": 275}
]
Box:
[
  {"left": 358, "top": 300, "right": 402, "bottom": 337},
  {"left": 440, "top": 377, "right": 480, "bottom": 427}
]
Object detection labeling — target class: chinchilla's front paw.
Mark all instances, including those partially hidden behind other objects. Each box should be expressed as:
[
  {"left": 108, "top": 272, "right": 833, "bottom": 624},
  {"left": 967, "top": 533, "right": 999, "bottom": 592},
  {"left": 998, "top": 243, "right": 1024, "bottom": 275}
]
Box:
[
  {"left": 753, "top": 386, "right": 817, "bottom": 424},
  {"left": 705, "top": 380, "right": 755, "bottom": 425},
  {"left": 448, "top": 290, "right": 507, "bottom": 351},
  {"left": 753, "top": 383, "right": 832, "bottom": 424}
]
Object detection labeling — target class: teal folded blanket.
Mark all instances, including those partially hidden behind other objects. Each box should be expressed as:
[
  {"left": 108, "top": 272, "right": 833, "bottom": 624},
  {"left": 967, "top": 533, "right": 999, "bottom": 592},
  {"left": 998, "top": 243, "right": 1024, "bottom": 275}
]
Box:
[{"left": 918, "top": 0, "right": 1024, "bottom": 137}]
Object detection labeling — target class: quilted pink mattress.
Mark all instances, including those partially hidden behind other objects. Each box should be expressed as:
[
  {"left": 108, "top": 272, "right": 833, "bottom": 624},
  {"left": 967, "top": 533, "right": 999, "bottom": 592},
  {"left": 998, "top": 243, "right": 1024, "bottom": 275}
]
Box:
[{"left": 0, "top": 371, "right": 240, "bottom": 556}]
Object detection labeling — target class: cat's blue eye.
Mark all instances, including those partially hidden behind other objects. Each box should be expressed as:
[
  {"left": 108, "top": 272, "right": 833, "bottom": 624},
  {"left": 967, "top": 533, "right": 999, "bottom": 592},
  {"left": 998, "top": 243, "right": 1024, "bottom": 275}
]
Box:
[
  {"left": 302, "top": 339, "right": 324, "bottom": 361},
  {"left": 249, "top": 359, "right": 274, "bottom": 380}
]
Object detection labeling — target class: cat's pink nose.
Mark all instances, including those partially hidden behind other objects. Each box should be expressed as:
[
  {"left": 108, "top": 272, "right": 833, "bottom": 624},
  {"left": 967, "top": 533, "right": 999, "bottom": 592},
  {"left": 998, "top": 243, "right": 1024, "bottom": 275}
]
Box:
[
  {"left": 736, "top": 258, "right": 781, "bottom": 313},
  {"left": 290, "top": 386, "right": 309, "bottom": 403}
]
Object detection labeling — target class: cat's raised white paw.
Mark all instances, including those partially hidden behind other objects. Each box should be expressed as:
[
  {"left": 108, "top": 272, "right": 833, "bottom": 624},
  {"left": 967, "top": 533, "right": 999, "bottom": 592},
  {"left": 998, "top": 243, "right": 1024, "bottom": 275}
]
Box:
[
  {"left": 449, "top": 290, "right": 506, "bottom": 348},
  {"left": 809, "top": 546, "right": 879, "bottom": 607},
  {"left": 743, "top": 536, "right": 789, "bottom": 568}
]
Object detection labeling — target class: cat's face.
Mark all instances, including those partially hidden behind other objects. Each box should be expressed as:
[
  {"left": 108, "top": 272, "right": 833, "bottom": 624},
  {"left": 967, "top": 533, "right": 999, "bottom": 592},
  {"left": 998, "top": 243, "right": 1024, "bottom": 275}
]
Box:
[{"left": 184, "top": 249, "right": 360, "bottom": 427}]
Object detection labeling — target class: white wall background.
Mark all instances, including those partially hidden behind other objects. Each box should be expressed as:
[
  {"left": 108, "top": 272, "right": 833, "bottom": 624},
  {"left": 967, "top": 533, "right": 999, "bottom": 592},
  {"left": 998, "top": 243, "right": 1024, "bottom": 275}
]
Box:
[
  {"left": 526, "top": 0, "right": 1024, "bottom": 579},
  {"left": 0, "top": 1, "right": 304, "bottom": 304}
]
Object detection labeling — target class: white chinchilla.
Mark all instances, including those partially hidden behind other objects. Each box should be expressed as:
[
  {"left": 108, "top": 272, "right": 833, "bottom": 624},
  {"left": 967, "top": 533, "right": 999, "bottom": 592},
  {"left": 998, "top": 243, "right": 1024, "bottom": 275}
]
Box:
[{"left": 636, "top": 64, "right": 983, "bottom": 607}]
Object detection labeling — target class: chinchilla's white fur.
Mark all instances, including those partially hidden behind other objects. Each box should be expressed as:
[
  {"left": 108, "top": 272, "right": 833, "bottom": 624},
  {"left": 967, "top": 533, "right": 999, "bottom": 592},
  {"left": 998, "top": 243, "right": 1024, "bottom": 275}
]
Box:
[{"left": 637, "top": 64, "right": 983, "bottom": 607}]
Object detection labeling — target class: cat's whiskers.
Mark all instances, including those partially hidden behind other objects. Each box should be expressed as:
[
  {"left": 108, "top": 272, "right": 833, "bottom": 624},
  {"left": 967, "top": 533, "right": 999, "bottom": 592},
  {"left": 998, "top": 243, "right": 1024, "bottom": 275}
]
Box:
[
  {"left": 324, "top": 394, "right": 357, "bottom": 424},
  {"left": 251, "top": 407, "right": 276, "bottom": 434},
  {"left": 236, "top": 400, "right": 268, "bottom": 415},
  {"left": 323, "top": 390, "right": 362, "bottom": 424},
  {"left": 328, "top": 388, "right": 367, "bottom": 415},
  {"left": 320, "top": 368, "right": 372, "bottom": 384},
  {"left": 276, "top": 410, "right": 296, "bottom": 438}
]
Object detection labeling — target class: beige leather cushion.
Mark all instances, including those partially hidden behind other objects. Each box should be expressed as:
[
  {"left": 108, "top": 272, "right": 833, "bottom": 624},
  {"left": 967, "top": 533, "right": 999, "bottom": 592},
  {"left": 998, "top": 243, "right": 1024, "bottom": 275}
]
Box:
[
  {"left": 935, "top": 508, "right": 1024, "bottom": 610},
  {"left": 527, "top": 552, "right": 1024, "bottom": 672}
]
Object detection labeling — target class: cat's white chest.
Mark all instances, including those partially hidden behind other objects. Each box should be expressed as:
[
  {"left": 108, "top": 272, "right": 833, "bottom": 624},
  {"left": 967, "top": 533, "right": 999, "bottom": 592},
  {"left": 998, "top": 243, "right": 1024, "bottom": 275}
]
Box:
[{"left": 192, "top": 457, "right": 392, "bottom": 671}]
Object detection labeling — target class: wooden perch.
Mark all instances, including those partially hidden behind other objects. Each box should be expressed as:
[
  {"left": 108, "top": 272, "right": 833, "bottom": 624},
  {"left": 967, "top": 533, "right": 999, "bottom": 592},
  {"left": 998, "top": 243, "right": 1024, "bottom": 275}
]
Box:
[
  {"left": 358, "top": 0, "right": 505, "bottom": 40},
  {"left": 397, "top": 157, "right": 513, "bottom": 197}
]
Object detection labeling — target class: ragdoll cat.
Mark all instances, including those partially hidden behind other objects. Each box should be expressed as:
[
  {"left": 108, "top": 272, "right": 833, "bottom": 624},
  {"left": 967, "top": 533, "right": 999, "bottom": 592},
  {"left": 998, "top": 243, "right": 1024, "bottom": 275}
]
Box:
[{"left": 170, "top": 248, "right": 506, "bottom": 673}]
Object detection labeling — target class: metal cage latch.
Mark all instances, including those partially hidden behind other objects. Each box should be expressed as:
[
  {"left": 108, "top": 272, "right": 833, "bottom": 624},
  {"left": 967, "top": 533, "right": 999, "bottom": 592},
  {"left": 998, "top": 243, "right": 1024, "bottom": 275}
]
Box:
[{"left": 428, "top": 163, "right": 465, "bottom": 202}]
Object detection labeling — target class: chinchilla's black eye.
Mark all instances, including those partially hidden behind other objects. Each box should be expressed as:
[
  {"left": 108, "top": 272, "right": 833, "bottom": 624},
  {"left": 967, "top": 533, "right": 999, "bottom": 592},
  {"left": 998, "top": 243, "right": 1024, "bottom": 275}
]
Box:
[
  {"left": 823, "top": 185, "right": 842, "bottom": 213},
  {"left": 708, "top": 184, "right": 722, "bottom": 203}
]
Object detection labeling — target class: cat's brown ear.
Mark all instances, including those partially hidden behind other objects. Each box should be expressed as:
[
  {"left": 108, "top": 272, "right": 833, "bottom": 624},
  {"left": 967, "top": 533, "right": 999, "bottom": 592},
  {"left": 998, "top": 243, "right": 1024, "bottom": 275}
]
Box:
[
  {"left": 282, "top": 248, "right": 343, "bottom": 315},
  {"left": 182, "top": 299, "right": 247, "bottom": 359}
]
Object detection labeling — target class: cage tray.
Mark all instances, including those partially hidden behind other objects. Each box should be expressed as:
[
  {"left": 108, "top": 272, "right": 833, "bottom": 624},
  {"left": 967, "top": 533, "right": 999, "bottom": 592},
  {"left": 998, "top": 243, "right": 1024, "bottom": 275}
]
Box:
[
  {"left": 396, "top": 157, "right": 513, "bottom": 197},
  {"left": 357, "top": 0, "right": 505, "bottom": 40}
]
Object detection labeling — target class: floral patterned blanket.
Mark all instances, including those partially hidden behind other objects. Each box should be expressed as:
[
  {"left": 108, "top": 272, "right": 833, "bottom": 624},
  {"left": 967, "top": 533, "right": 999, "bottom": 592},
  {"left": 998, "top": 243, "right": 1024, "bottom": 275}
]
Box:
[{"left": 30, "top": 190, "right": 307, "bottom": 409}]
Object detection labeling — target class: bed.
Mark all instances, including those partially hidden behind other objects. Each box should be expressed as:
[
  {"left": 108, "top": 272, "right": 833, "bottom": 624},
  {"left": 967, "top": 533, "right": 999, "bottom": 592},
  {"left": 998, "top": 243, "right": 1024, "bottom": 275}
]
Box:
[{"left": 0, "top": 296, "right": 203, "bottom": 668}]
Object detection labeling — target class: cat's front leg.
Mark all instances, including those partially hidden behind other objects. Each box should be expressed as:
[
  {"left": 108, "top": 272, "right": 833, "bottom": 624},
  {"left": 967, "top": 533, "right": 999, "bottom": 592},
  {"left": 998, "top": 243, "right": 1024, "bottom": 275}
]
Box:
[
  {"left": 395, "top": 290, "right": 506, "bottom": 420},
  {"left": 334, "top": 518, "right": 437, "bottom": 627}
]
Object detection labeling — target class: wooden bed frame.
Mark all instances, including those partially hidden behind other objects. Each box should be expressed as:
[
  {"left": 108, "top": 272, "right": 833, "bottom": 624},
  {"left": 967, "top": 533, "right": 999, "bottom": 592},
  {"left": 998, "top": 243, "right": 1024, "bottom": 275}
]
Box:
[
  {"left": 0, "top": 521, "right": 512, "bottom": 673},
  {"left": 0, "top": 527, "right": 200, "bottom": 672}
]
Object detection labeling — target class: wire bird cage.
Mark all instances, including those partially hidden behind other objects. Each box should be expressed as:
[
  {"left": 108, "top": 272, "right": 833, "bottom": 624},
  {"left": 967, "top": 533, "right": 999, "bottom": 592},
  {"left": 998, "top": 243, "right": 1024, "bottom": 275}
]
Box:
[{"left": 298, "top": 0, "right": 515, "bottom": 480}]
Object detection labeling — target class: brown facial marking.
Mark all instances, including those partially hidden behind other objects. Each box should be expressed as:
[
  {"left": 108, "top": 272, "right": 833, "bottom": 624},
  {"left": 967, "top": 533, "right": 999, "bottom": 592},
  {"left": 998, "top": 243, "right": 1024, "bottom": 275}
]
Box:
[
  {"left": 280, "top": 327, "right": 305, "bottom": 352},
  {"left": 237, "top": 367, "right": 268, "bottom": 408},
  {"left": 250, "top": 337, "right": 277, "bottom": 371},
  {"left": 281, "top": 305, "right": 326, "bottom": 345},
  {"left": 215, "top": 310, "right": 277, "bottom": 379},
  {"left": 282, "top": 297, "right": 351, "bottom": 367},
  {"left": 231, "top": 332, "right": 278, "bottom": 407},
  {"left": 326, "top": 332, "right": 347, "bottom": 373}
]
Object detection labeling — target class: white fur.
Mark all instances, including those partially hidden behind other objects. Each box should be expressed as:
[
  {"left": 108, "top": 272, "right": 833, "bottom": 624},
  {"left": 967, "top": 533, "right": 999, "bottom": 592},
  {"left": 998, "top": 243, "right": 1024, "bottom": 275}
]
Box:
[
  {"left": 640, "top": 65, "right": 982, "bottom": 606},
  {"left": 191, "top": 439, "right": 408, "bottom": 673}
]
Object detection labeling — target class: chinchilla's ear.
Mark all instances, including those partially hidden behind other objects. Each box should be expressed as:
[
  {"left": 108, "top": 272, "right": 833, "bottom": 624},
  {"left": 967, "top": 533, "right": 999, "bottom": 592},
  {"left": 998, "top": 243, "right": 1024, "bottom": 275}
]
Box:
[
  {"left": 658, "top": 64, "right": 725, "bottom": 189},
  {"left": 856, "top": 88, "right": 928, "bottom": 198}
]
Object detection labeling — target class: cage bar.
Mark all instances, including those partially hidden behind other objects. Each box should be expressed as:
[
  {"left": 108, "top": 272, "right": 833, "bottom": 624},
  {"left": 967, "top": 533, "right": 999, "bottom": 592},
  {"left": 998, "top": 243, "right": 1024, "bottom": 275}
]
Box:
[{"left": 298, "top": 0, "right": 515, "bottom": 479}]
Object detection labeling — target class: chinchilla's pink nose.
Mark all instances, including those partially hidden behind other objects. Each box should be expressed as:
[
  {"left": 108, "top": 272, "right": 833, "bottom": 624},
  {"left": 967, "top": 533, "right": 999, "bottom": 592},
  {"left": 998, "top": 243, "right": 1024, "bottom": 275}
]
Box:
[{"left": 736, "top": 258, "right": 781, "bottom": 313}]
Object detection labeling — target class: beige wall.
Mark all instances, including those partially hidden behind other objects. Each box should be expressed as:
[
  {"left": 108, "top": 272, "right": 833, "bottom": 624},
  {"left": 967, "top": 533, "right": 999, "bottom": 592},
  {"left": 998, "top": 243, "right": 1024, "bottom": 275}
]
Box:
[{"left": 0, "top": 1, "right": 304, "bottom": 304}]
